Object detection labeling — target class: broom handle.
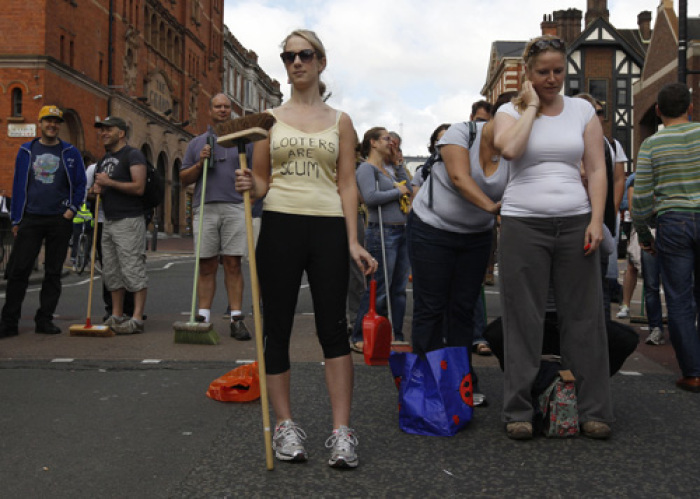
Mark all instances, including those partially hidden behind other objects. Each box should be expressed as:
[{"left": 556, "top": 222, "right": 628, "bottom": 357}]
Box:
[
  {"left": 189, "top": 138, "right": 213, "bottom": 322},
  {"left": 376, "top": 177, "right": 394, "bottom": 334},
  {"left": 237, "top": 143, "right": 274, "bottom": 471},
  {"left": 85, "top": 195, "right": 101, "bottom": 327}
]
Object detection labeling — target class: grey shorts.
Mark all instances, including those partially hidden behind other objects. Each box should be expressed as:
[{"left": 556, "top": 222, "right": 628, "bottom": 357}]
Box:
[
  {"left": 102, "top": 216, "right": 148, "bottom": 292},
  {"left": 193, "top": 203, "right": 247, "bottom": 258}
]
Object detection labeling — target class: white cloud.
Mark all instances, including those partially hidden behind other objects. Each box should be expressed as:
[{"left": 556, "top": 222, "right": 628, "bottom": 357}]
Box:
[{"left": 225, "top": 0, "right": 663, "bottom": 155}]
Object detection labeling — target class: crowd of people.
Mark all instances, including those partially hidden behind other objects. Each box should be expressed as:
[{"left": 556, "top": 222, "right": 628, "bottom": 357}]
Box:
[{"left": 2, "top": 31, "right": 699, "bottom": 469}]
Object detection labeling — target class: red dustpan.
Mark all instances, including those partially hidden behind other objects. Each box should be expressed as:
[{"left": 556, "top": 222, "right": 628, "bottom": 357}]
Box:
[{"left": 362, "top": 276, "right": 392, "bottom": 366}]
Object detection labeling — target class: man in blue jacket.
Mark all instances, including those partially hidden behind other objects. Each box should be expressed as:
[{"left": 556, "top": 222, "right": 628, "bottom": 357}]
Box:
[{"left": 0, "top": 105, "right": 87, "bottom": 338}]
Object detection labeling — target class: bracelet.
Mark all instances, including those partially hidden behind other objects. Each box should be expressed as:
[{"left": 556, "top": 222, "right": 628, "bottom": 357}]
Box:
[{"left": 528, "top": 104, "right": 538, "bottom": 108}]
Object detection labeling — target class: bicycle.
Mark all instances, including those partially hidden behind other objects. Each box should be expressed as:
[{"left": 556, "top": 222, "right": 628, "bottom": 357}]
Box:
[{"left": 74, "top": 219, "right": 93, "bottom": 275}]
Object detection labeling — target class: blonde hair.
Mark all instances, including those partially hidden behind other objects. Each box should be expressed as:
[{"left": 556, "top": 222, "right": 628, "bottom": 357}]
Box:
[
  {"left": 514, "top": 35, "right": 567, "bottom": 114},
  {"left": 281, "top": 29, "right": 328, "bottom": 98}
]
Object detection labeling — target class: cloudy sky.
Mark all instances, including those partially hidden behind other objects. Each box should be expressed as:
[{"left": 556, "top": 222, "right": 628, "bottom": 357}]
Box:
[{"left": 224, "top": 0, "right": 672, "bottom": 156}]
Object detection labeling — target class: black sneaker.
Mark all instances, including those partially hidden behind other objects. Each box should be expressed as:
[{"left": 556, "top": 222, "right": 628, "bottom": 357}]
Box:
[
  {"left": 35, "top": 321, "right": 62, "bottom": 335},
  {"left": 0, "top": 322, "right": 19, "bottom": 339},
  {"left": 230, "top": 318, "right": 251, "bottom": 341}
]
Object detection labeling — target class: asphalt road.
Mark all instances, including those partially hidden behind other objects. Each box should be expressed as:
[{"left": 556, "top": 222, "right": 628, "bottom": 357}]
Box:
[{"left": 1, "top": 247, "right": 697, "bottom": 497}]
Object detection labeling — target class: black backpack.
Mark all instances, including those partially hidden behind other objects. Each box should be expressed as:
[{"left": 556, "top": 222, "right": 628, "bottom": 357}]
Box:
[
  {"left": 143, "top": 160, "right": 164, "bottom": 210},
  {"left": 424, "top": 121, "right": 478, "bottom": 208}
]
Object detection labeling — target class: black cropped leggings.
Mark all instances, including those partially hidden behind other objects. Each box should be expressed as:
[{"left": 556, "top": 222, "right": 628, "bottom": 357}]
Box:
[{"left": 257, "top": 211, "right": 351, "bottom": 374}]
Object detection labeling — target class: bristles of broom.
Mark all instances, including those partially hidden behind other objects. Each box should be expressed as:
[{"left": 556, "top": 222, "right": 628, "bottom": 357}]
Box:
[
  {"left": 214, "top": 112, "right": 276, "bottom": 137},
  {"left": 173, "top": 321, "right": 220, "bottom": 345}
]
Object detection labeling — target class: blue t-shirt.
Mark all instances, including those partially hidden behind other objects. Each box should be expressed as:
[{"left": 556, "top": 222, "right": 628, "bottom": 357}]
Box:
[
  {"left": 620, "top": 172, "right": 635, "bottom": 211},
  {"left": 25, "top": 142, "right": 70, "bottom": 216}
]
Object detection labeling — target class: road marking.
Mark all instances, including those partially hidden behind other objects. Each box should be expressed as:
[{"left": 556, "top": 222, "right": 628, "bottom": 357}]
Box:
[
  {"left": 236, "top": 359, "right": 255, "bottom": 364},
  {"left": 142, "top": 359, "right": 162, "bottom": 364},
  {"left": 51, "top": 358, "right": 75, "bottom": 363},
  {"left": 619, "top": 371, "right": 643, "bottom": 376},
  {"left": 163, "top": 262, "right": 174, "bottom": 269}
]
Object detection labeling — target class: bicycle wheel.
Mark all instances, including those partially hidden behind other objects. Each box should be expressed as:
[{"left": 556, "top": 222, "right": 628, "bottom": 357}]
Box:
[{"left": 77, "top": 234, "right": 90, "bottom": 275}]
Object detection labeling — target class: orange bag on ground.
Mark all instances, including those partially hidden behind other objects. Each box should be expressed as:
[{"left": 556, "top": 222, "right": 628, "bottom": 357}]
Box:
[{"left": 206, "top": 362, "right": 261, "bottom": 402}]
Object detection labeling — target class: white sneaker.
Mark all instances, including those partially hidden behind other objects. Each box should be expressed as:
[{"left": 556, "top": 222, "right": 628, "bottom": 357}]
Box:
[
  {"left": 325, "top": 425, "right": 358, "bottom": 469},
  {"left": 645, "top": 327, "right": 665, "bottom": 345},
  {"left": 616, "top": 305, "right": 630, "bottom": 319},
  {"left": 272, "top": 420, "right": 308, "bottom": 462}
]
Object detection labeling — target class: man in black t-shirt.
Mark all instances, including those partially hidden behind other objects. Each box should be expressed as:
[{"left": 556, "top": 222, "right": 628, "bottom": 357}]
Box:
[
  {"left": 0, "top": 105, "right": 86, "bottom": 338},
  {"left": 91, "top": 116, "right": 148, "bottom": 335}
]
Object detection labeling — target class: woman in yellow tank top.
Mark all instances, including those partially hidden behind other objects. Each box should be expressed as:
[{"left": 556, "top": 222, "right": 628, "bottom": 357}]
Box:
[{"left": 235, "top": 29, "right": 376, "bottom": 469}]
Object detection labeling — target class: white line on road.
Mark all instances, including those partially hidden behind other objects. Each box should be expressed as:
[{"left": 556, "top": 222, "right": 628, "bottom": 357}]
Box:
[
  {"left": 51, "top": 358, "right": 75, "bottom": 363},
  {"left": 142, "top": 359, "right": 162, "bottom": 364}
]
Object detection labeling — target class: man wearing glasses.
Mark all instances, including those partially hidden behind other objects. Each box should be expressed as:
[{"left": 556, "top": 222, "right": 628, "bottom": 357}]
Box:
[{"left": 180, "top": 93, "right": 253, "bottom": 340}]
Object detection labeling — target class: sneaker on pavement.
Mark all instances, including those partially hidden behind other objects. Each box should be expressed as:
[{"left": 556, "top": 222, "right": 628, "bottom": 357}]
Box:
[
  {"left": 581, "top": 421, "right": 612, "bottom": 440},
  {"left": 645, "top": 327, "right": 665, "bottom": 345},
  {"left": 35, "top": 320, "right": 62, "bottom": 335},
  {"left": 325, "top": 425, "right": 359, "bottom": 469},
  {"left": 473, "top": 393, "right": 488, "bottom": 407},
  {"left": 0, "top": 322, "right": 19, "bottom": 339},
  {"left": 616, "top": 305, "right": 630, "bottom": 319},
  {"left": 230, "top": 318, "right": 251, "bottom": 340},
  {"left": 110, "top": 318, "right": 144, "bottom": 335},
  {"left": 103, "top": 315, "right": 128, "bottom": 327},
  {"left": 272, "top": 420, "right": 308, "bottom": 462}
]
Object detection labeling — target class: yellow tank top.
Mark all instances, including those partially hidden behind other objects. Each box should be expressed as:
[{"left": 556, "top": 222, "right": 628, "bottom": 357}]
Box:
[{"left": 264, "top": 110, "right": 344, "bottom": 217}]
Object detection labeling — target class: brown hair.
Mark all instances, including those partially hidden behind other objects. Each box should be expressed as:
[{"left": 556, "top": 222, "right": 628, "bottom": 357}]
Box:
[
  {"left": 360, "top": 127, "right": 387, "bottom": 158},
  {"left": 513, "top": 35, "right": 567, "bottom": 114},
  {"left": 281, "top": 29, "right": 328, "bottom": 98}
]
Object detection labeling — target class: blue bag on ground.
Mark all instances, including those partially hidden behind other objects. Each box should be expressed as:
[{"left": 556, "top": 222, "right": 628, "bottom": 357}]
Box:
[{"left": 389, "top": 347, "right": 474, "bottom": 436}]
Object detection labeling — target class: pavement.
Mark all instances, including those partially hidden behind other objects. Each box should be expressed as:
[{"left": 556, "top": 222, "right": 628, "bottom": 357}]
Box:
[{"left": 1, "top": 236, "right": 698, "bottom": 497}]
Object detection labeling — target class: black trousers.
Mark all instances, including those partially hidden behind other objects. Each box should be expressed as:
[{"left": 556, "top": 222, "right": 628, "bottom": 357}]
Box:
[
  {"left": 2, "top": 214, "right": 72, "bottom": 325},
  {"left": 257, "top": 212, "right": 350, "bottom": 374}
]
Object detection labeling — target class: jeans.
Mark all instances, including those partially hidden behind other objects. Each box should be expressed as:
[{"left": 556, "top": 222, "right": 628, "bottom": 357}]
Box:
[
  {"left": 472, "top": 291, "right": 488, "bottom": 346},
  {"left": 1, "top": 213, "right": 72, "bottom": 325},
  {"left": 641, "top": 249, "right": 664, "bottom": 330},
  {"left": 655, "top": 212, "right": 700, "bottom": 376},
  {"left": 352, "top": 222, "right": 410, "bottom": 342},
  {"left": 408, "top": 212, "right": 492, "bottom": 355}
]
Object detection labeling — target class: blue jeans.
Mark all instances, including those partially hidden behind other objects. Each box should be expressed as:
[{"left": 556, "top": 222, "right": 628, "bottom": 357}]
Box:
[
  {"left": 408, "top": 212, "right": 492, "bottom": 355},
  {"left": 352, "top": 222, "right": 410, "bottom": 342},
  {"left": 655, "top": 212, "right": 700, "bottom": 376},
  {"left": 641, "top": 248, "right": 664, "bottom": 330}
]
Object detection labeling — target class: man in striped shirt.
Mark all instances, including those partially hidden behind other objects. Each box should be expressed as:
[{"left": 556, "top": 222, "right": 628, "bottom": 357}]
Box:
[{"left": 632, "top": 82, "right": 700, "bottom": 394}]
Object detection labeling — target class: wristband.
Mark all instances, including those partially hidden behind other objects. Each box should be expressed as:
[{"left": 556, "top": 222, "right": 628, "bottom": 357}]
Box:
[{"left": 528, "top": 104, "right": 538, "bottom": 108}]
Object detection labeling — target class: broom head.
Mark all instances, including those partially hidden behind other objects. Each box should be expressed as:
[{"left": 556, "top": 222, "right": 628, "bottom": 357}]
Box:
[
  {"left": 69, "top": 322, "right": 115, "bottom": 337},
  {"left": 173, "top": 321, "right": 220, "bottom": 345},
  {"left": 216, "top": 112, "right": 276, "bottom": 148}
]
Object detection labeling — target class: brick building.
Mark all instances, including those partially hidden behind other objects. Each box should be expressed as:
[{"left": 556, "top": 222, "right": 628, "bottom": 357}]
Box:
[
  {"left": 0, "top": 1, "right": 277, "bottom": 235},
  {"left": 633, "top": 0, "right": 700, "bottom": 158}
]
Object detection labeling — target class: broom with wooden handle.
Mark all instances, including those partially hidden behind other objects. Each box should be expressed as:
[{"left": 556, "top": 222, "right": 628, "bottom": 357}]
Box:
[
  {"left": 217, "top": 112, "right": 276, "bottom": 471},
  {"left": 69, "top": 195, "right": 114, "bottom": 337},
  {"left": 173, "top": 135, "right": 220, "bottom": 344}
]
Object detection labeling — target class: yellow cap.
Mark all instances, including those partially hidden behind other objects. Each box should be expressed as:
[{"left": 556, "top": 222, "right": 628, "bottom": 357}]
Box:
[{"left": 38, "top": 105, "right": 64, "bottom": 122}]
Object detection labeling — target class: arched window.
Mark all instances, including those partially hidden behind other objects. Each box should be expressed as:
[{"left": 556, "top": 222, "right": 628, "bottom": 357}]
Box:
[{"left": 11, "top": 88, "right": 22, "bottom": 117}]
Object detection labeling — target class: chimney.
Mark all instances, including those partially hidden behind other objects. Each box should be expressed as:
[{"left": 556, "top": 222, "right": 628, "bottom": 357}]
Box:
[
  {"left": 638, "top": 11, "right": 652, "bottom": 41},
  {"left": 541, "top": 14, "right": 558, "bottom": 37},
  {"left": 585, "top": 0, "right": 610, "bottom": 26}
]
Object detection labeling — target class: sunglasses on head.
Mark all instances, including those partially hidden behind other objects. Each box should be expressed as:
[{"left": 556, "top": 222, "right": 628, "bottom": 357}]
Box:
[
  {"left": 280, "top": 49, "right": 316, "bottom": 65},
  {"left": 528, "top": 38, "right": 565, "bottom": 57}
]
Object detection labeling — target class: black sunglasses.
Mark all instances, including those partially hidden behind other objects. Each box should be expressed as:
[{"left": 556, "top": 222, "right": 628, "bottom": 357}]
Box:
[
  {"left": 280, "top": 49, "right": 316, "bottom": 65},
  {"left": 596, "top": 109, "right": 605, "bottom": 116},
  {"left": 528, "top": 38, "right": 565, "bottom": 57}
]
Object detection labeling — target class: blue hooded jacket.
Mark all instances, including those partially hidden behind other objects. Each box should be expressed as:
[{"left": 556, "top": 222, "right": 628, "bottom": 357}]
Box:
[{"left": 11, "top": 138, "right": 87, "bottom": 226}]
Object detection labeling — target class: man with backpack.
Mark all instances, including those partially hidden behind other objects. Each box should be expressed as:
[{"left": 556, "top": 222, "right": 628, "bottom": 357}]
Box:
[{"left": 91, "top": 116, "right": 148, "bottom": 334}]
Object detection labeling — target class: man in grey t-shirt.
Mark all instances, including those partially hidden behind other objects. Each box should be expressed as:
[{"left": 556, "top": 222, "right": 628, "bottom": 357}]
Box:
[{"left": 180, "top": 93, "right": 252, "bottom": 340}]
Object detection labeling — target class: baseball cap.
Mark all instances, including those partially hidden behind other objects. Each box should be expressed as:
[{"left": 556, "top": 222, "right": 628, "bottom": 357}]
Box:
[
  {"left": 38, "top": 105, "right": 64, "bottom": 122},
  {"left": 94, "top": 116, "right": 128, "bottom": 131}
]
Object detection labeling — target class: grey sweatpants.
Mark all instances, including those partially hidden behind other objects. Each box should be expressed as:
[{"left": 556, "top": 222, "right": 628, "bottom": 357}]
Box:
[{"left": 499, "top": 214, "right": 614, "bottom": 424}]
